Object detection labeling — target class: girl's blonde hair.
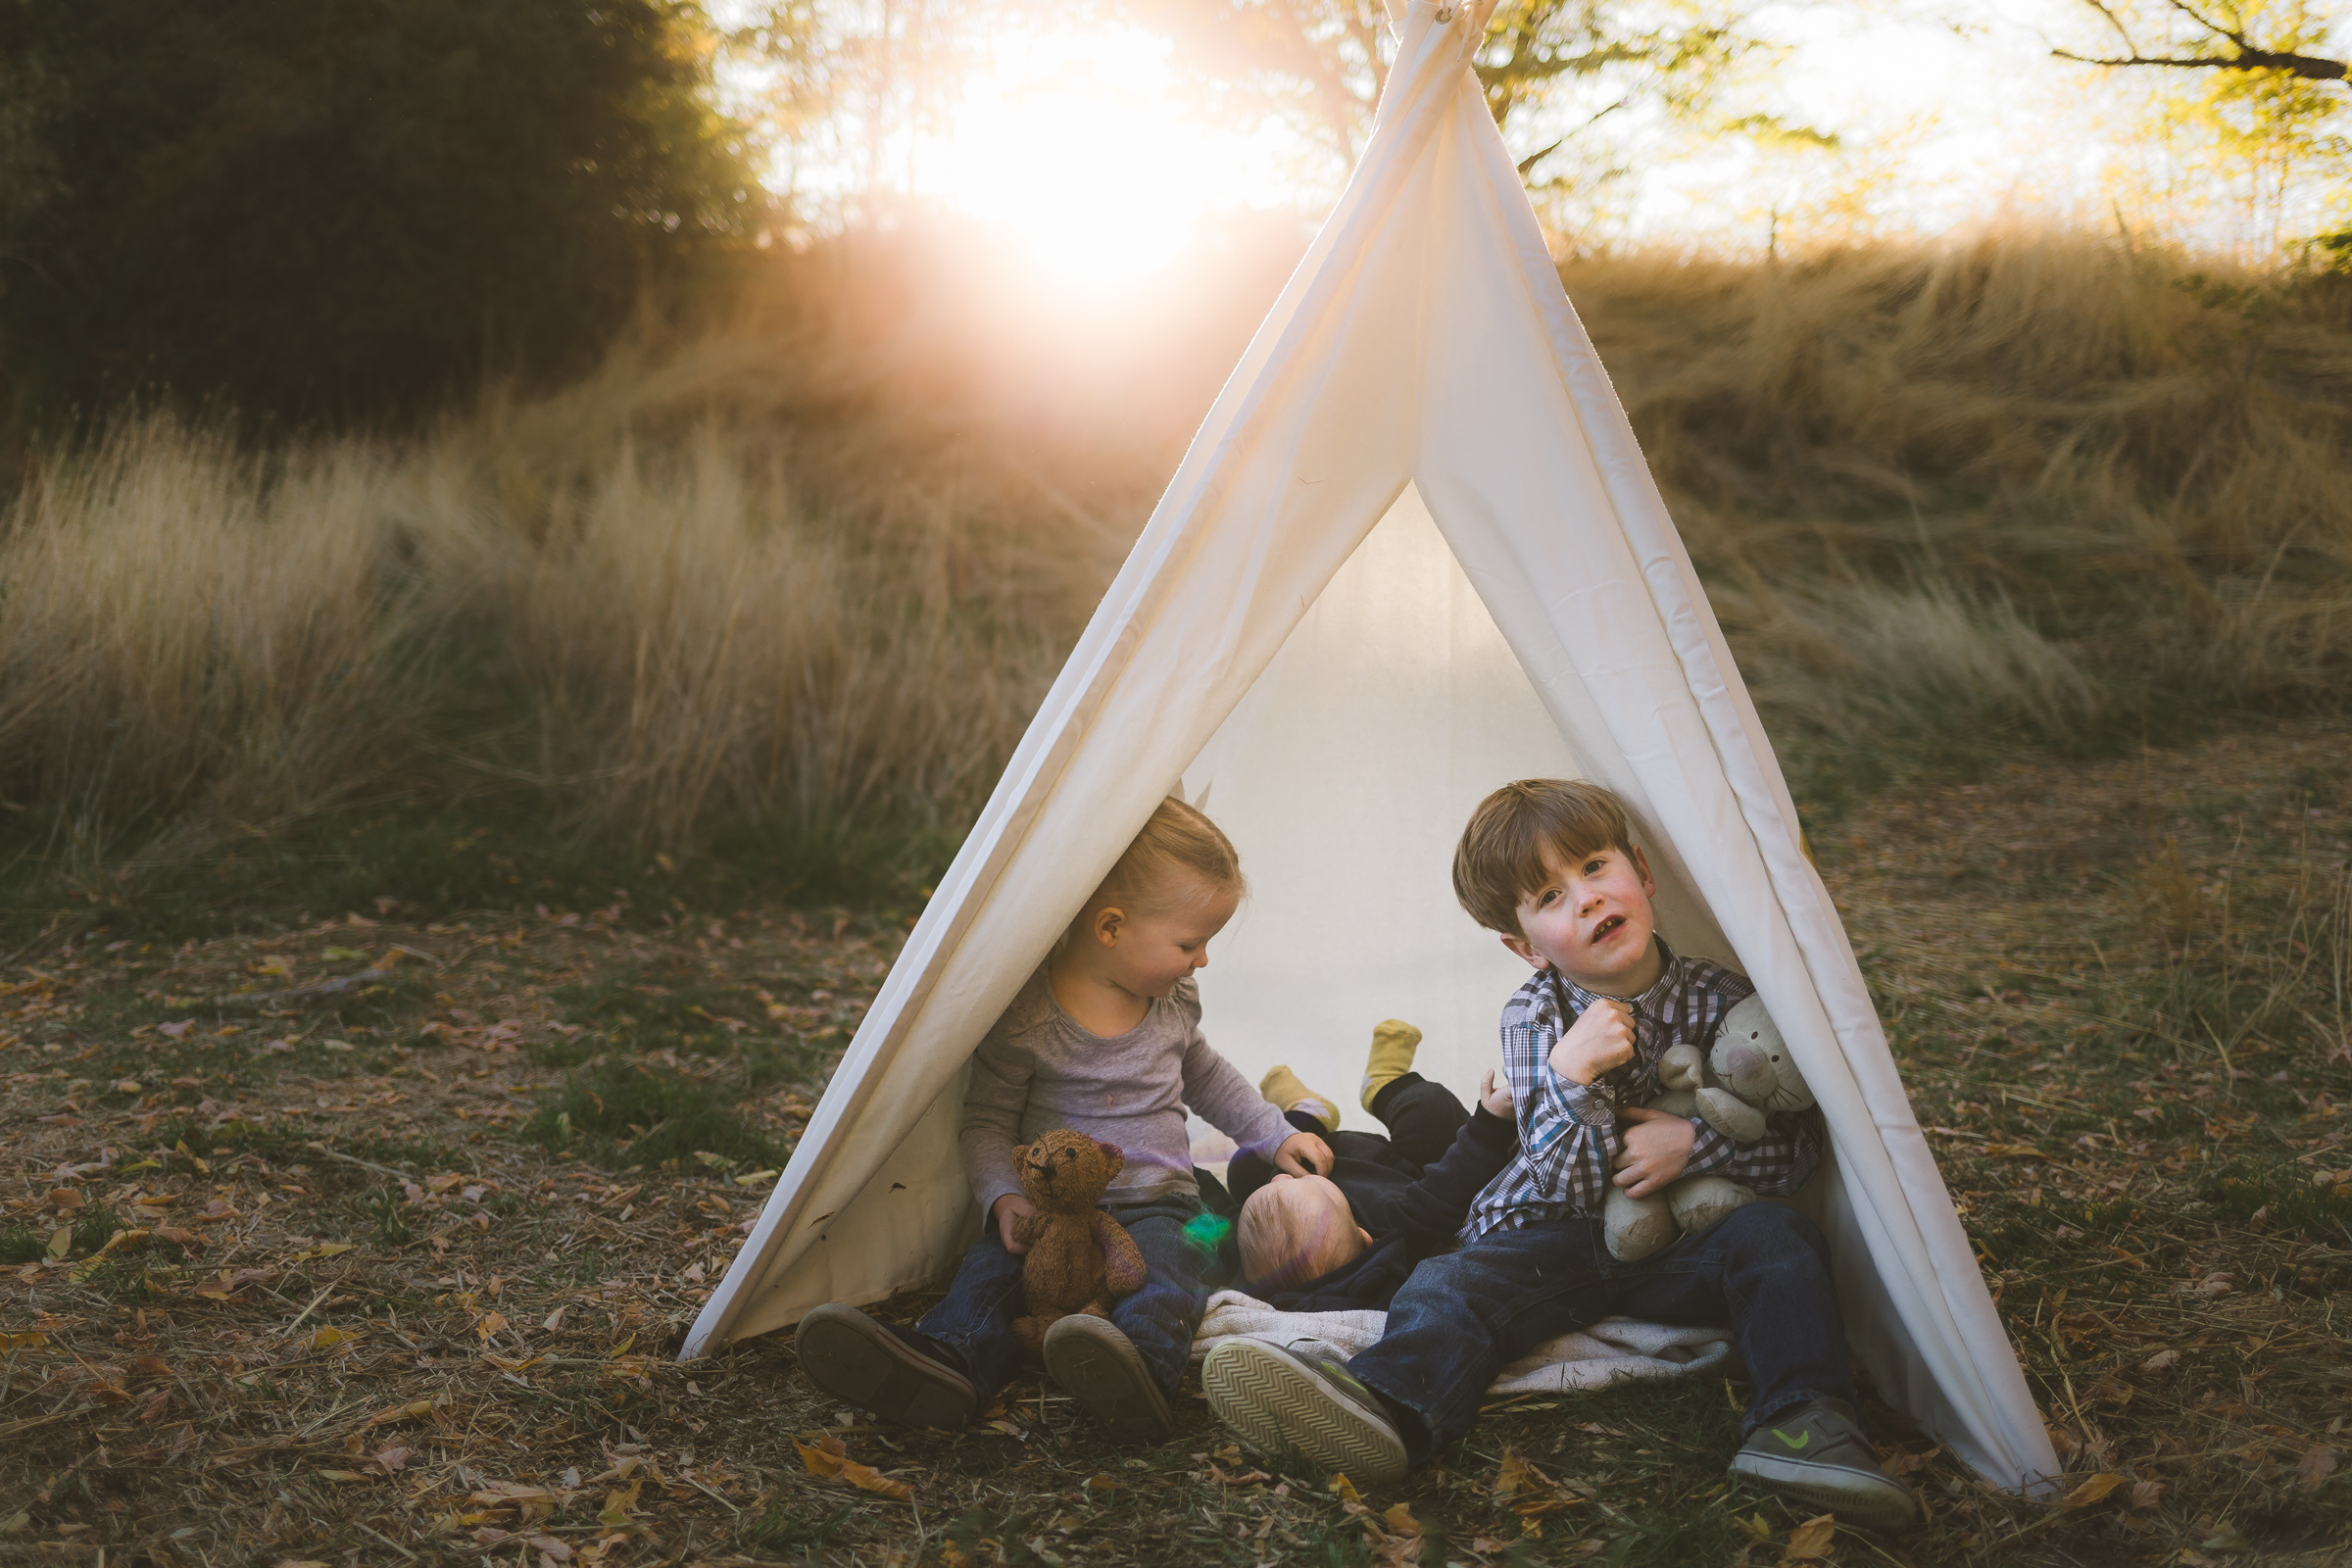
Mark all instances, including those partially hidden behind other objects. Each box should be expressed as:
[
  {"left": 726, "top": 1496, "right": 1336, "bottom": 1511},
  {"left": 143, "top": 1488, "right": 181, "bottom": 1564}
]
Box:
[{"left": 1091, "top": 796, "right": 1246, "bottom": 914}]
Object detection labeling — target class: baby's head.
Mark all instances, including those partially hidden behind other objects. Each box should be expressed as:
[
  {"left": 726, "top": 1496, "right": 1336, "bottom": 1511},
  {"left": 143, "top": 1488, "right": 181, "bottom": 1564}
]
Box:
[
  {"left": 1237, "top": 1174, "right": 1371, "bottom": 1292},
  {"left": 1453, "top": 779, "right": 1660, "bottom": 995}
]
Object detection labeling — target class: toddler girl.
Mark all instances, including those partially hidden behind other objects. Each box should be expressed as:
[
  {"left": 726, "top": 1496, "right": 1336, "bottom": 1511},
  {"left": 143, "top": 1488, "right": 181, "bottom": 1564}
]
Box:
[{"left": 796, "top": 797, "right": 1333, "bottom": 1442}]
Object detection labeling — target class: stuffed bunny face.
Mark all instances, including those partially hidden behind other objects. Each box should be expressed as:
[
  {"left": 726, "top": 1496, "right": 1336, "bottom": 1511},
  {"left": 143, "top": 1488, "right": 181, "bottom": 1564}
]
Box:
[{"left": 1713, "top": 995, "right": 1815, "bottom": 1113}]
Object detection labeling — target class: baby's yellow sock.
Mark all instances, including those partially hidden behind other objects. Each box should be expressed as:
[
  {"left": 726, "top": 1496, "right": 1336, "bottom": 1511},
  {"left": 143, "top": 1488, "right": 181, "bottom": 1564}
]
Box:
[
  {"left": 1360, "top": 1018, "right": 1423, "bottom": 1113},
  {"left": 1258, "top": 1065, "right": 1338, "bottom": 1134}
]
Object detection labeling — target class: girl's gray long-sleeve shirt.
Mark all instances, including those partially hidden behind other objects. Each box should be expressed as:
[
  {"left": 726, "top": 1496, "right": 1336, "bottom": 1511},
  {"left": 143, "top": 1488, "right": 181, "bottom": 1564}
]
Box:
[{"left": 960, "top": 970, "right": 1294, "bottom": 1215}]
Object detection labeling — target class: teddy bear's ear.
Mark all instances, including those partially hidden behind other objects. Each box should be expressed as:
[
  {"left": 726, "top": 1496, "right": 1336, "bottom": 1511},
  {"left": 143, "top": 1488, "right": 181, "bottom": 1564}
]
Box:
[
  {"left": 1012, "top": 1141, "right": 1032, "bottom": 1169},
  {"left": 1095, "top": 1139, "right": 1125, "bottom": 1181}
]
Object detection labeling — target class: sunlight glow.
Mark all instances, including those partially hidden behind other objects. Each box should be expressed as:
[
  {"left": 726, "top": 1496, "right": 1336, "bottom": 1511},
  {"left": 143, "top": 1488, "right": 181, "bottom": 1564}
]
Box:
[{"left": 918, "top": 32, "right": 1299, "bottom": 284}]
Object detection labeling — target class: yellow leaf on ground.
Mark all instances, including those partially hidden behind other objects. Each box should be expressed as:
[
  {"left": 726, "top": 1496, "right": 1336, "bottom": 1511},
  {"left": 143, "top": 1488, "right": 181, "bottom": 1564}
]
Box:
[
  {"left": 1780, "top": 1513, "right": 1836, "bottom": 1563},
  {"left": 1381, "top": 1503, "right": 1420, "bottom": 1536},
  {"left": 2064, "top": 1472, "right": 2128, "bottom": 1507},
  {"left": 1329, "top": 1473, "right": 1364, "bottom": 1514},
  {"left": 598, "top": 1479, "right": 643, "bottom": 1529},
  {"left": 794, "top": 1442, "right": 912, "bottom": 1502},
  {"left": 305, "top": 1326, "right": 359, "bottom": 1350},
  {"left": 366, "top": 1398, "right": 436, "bottom": 1427},
  {"left": 0, "top": 1333, "right": 48, "bottom": 1350}
]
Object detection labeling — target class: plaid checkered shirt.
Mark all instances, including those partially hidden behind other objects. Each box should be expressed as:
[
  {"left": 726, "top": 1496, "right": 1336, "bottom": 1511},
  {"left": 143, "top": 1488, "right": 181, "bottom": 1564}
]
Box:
[{"left": 1461, "top": 938, "right": 1825, "bottom": 1241}]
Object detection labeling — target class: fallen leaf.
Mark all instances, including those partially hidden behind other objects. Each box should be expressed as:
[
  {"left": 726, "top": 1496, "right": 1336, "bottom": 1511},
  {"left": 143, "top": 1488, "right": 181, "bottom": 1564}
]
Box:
[
  {"left": 2046, "top": 1424, "right": 2083, "bottom": 1459},
  {"left": 2064, "top": 1472, "right": 2128, "bottom": 1507},
  {"left": 1330, "top": 1473, "right": 1365, "bottom": 1515},
  {"left": 46, "top": 1227, "right": 71, "bottom": 1259},
  {"left": 1496, "top": 1447, "right": 1548, "bottom": 1498},
  {"left": 374, "top": 1446, "right": 410, "bottom": 1473},
  {"left": 1980, "top": 1143, "right": 2045, "bottom": 1158},
  {"left": 1381, "top": 1503, "right": 1420, "bottom": 1536},
  {"left": 1885, "top": 1445, "right": 1941, "bottom": 1476},
  {"left": 1732, "top": 1511, "right": 1773, "bottom": 1544},
  {"left": 795, "top": 1442, "right": 912, "bottom": 1502},
  {"left": 1573, "top": 1422, "right": 1629, "bottom": 1438},
  {"left": 367, "top": 1398, "right": 437, "bottom": 1427},
  {"left": 2141, "top": 1349, "right": 2180, "bottom": 1373},
  {"left": 289, "top": 1244, "right": 358, "bottom": 1263},
  {"left": 475, "top": 1311, "right": 509, "bottom": 1340},
  {"left": 2131, "top": 1480, "right": 2165, "bottom": 1509},
  {"left": 305, "top": 1325, "right": 360, "bottom": 1350},
  {"left": 316, "top": 1469, "right": 368, "bottom": 1483},
  {"left": 601, "top": 1482, "right": 646, "bottom": 1532},
  {"left": 523, "top": 1538, "right": 573, "bottom": 1563},
  {"left": 1779, "top": 1512, "right": 1835, "bottom": 1563},
  {"left": 2299, "top": 1446, "right": 2339, "bottom": 1491},
  {"left": 0, "top": 1333, "right": 48, "bottom": 1350}
]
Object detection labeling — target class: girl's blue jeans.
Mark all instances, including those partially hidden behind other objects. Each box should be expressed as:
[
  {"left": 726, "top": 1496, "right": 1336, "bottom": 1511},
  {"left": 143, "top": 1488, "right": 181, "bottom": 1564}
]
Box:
[
  {"left": 1348, "top": 1200, "right": 1856, "bottom": 1466},
  {"left": 916, "top": 1190, "right": 1229, "bottom": 1399}
]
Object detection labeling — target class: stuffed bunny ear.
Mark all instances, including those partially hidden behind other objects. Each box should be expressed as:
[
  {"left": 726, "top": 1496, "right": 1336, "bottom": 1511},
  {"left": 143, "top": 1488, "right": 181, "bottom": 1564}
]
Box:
[{"left": 1095, "top": 1139, "right": 1125, "bottom": 1182}]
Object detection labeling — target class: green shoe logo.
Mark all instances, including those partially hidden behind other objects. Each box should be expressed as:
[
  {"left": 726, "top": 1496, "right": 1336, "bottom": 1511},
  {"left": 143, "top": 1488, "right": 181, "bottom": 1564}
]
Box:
[{"left": 1771, "top": 1428, "right": 1811, "bottom": 1450}]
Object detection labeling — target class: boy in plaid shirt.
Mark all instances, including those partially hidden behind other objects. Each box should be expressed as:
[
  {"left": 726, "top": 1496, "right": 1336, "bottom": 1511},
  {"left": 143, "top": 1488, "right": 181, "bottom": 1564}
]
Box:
[{"left": 1203, "top": 780, "right": 1918, "bottom": 1534}]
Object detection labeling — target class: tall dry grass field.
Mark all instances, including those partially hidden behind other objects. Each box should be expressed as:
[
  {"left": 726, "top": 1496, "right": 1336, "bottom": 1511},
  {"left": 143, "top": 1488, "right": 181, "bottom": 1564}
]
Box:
[
  {"left": 1577, "top": 230, "right": 2352, "bottom": 764},
  {"left": 2, "top": 227, "right": 2348, "bottom": 896}
]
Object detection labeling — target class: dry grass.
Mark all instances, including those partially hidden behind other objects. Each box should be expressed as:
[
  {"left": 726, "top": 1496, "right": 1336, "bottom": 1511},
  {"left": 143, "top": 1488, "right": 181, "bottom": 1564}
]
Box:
[
  {"left": 2, "top": 715, "right": 2349, "bottom": 1567},
  {"left": 1572, "top": 229, "right": 2352, "bottom": 757},
  {"left": 4, "top": 228, "right": 2350, "bottom": 886}
]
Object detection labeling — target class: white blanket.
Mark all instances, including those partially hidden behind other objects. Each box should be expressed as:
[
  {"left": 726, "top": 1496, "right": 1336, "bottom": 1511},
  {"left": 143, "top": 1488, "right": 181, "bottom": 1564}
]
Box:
[{"left": 1190, "top": 1290, "right": 1735, "bottom": 1395}]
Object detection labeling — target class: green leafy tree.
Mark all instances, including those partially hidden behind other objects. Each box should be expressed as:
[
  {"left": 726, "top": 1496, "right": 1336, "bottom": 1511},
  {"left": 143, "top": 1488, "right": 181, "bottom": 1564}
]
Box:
[{"left": 0, "top": 0, "right": 771, "bottom": 427}]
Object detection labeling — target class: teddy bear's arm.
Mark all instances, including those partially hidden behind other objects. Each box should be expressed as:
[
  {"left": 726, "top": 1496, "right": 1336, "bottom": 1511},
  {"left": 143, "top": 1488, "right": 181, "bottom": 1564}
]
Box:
[
  {"left": 1091, "top": 1211, "right": 1148, "bottom": 1296},
  {"left": 1009, "top": 1210, "right": 1049, "bottom": 1249}
]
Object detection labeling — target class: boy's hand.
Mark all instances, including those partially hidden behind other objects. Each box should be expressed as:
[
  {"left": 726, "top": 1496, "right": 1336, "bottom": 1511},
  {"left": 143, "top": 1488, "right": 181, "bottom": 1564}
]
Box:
[
  {"left": 1611, "top": 1105, "right": 1694, "bottom": 1197},
  {"left": 1272, "top": 1130, "right": 1333, "bottom": 1177},
  {"left": 1479, "top": 1069, "right": 1513, "bottom": 1118},
  {"left": 990, "top": 1192, "right": 1039, "bottom": 1253},
  {"left": 1549, "top": 998, "right": 1636, "bottom": 1086}
]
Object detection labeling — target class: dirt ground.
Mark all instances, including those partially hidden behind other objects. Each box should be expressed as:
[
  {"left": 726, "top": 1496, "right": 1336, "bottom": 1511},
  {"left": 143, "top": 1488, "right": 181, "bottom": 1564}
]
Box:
[{"left": 3, "top": 720, "right": 2349, "bottom": 1567}]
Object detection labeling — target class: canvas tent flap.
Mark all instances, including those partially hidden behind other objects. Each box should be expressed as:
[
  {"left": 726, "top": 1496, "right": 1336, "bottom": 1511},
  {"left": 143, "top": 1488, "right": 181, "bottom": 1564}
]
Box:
[{"left": 683, "top": 0, "right": 2056, "bottom": 1495}]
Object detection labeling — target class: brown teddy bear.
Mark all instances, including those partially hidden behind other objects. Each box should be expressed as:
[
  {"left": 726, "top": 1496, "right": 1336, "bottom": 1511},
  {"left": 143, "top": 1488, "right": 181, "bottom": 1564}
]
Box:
[{"left": 1007, "top": 1129, "right": 1149, "bottom": 1359}]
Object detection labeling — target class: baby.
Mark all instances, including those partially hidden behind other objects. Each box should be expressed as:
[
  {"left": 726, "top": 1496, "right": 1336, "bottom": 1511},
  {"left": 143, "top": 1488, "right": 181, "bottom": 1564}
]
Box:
[{"left": 1232, "top": 1023, "right": 1518, "bottom": 1308}]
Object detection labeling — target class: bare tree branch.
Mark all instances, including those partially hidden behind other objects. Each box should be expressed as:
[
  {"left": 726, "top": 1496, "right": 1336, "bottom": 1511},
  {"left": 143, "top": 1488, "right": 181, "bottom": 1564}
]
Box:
[
  {"left": 2053, "top": 41, "right": 2348, "bottom": 79},
  {"left": 2056, "top": 0, "right": 2348, "bottom": 82}
]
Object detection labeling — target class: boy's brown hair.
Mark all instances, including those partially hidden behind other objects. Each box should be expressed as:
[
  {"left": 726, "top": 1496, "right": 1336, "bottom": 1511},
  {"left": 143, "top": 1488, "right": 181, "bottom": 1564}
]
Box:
[{"left": 1451, "top": 779, "right": 1638, "bottom": 935}]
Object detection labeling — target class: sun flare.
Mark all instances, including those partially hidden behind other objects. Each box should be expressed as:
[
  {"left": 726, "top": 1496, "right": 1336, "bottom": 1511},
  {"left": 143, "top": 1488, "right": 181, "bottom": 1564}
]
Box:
[{"left": 920, "top": 32, "right": 1297, "bottom": 284}]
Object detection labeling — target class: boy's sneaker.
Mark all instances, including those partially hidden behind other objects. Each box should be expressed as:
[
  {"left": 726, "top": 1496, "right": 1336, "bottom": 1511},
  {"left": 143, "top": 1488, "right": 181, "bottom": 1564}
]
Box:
[
  {"left": 1041, "top": 1314, "right": 1175, "bottom": 1445},
  {"left": 795, "top": 1303, "right": 976, "bottom": 1430},
  {"left": 1728, "top": 1398, "right": 1919, "bottom": 1533},
  {"left": 1201, "top": 1337, "right": 1408, "bottom": 1485}
]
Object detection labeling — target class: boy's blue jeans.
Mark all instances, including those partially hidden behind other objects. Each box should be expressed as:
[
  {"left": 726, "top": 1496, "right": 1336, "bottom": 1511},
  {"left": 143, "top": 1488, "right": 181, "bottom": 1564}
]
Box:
[
  {"left": 1348, "top": 1200, "right": 1855, "bottom": 1466},
  {"left": 916, "top": 1191, "right": 1227, "bottom": 1399}
]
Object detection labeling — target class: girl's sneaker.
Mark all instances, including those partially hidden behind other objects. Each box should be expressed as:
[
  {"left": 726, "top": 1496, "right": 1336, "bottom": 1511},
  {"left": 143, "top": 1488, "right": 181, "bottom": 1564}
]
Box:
[
  {"left": 1042, "top": 1314, "right": 1174, "bottom": 1444},
  {"left": 795, "top": 1303, "right": 976, "bottom": 1430}
]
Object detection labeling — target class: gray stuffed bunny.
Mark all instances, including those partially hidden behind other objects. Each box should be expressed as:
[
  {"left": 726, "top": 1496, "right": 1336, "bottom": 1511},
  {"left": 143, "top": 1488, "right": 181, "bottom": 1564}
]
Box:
[{"left": 1602, "top": 994, "right": 1815, "bottom": 1261}]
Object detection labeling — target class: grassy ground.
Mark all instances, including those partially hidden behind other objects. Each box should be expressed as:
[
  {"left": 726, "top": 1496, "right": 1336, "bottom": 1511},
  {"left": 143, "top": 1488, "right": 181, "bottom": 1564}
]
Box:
[{"left": 3, "top": 716, "right": 2348, "bottom": 1566}]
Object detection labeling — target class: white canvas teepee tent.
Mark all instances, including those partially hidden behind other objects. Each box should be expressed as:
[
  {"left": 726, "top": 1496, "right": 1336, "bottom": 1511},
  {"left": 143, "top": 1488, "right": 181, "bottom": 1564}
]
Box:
[{"left": 684, "top": 0, "right": 2058, "bottom": 1494}]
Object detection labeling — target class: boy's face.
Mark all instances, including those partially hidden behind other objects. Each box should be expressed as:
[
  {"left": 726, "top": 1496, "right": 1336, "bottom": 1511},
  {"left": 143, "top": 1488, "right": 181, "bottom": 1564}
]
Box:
[{"left": 1498, "top": 840, "right": 1662, "bottom": 997}]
